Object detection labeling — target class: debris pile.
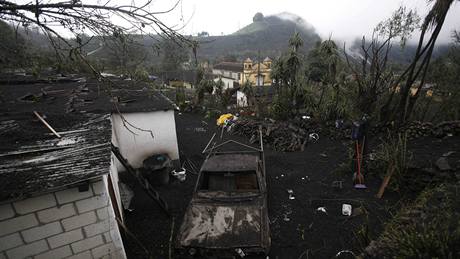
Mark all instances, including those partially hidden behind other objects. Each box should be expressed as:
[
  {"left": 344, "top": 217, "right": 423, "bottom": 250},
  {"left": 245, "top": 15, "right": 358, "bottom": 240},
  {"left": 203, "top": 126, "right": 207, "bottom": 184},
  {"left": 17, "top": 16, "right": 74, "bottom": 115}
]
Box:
[{"left": 230, "top": 119, "right": 319, "bottom": 152}]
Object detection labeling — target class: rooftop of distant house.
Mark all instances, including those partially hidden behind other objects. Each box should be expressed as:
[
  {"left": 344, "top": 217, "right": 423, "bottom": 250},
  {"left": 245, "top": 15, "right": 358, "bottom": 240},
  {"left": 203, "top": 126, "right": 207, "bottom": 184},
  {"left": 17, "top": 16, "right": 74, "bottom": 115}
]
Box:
[
  {"left": 0, "top": 74, "right": 175, "bottom": 202},
  {"left": 213, "top": 62, "right": 243, "bottom": 73}
]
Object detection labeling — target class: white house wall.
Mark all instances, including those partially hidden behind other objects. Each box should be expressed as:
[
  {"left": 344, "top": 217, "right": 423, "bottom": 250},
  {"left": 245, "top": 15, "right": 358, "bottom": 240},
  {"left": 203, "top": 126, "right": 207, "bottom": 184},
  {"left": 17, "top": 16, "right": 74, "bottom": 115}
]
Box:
[
  {"left": 237, "top": 91, "right": 248, "bottom": 107},
  {"left": 0, "top": 179, "right": 126, "bottom": 259},
  {"left": 213, "top": 77, "right": 235, "bottom": 90},
  {"left": 111, "top": 110, "right": 180, "bottom": 171}
]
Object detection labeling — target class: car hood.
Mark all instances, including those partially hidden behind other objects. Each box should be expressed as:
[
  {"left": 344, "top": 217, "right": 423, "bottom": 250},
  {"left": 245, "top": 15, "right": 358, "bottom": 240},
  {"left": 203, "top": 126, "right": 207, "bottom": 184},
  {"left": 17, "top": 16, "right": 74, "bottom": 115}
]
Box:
[{"left": 177, "top": 203, "right": 264, "bottom": 249}]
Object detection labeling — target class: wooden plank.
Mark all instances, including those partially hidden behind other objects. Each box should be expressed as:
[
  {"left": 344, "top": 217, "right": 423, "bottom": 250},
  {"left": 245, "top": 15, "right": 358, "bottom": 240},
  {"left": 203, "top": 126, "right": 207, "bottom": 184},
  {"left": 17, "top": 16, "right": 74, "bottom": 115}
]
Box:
[
  {"left": 376, "top": 164, "right": 395, "bottom": 199},
  {"left": 33, "top": 111, "right": 61, "bottom": 138}
]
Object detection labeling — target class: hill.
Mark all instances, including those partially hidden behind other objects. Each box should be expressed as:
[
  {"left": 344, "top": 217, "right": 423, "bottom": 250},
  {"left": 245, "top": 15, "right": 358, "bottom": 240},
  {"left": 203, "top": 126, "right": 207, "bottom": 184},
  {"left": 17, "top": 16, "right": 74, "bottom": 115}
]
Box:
[{"left": 195, "top": 12, "right": 321, "bottom": 60}]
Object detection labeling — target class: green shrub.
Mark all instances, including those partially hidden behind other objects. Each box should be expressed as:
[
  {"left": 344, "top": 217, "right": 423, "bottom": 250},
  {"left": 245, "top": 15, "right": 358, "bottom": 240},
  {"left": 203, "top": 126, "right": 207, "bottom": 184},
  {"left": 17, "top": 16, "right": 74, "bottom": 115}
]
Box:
[{"left": 374, "top": 184, "right": 460, "bottom": 258}]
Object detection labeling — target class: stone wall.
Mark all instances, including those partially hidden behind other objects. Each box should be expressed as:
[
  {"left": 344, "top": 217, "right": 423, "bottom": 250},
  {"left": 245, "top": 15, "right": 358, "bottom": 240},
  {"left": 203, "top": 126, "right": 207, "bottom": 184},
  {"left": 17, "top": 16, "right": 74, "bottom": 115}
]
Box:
[{"left": 0, "top": 178, "right": 126, "bottom": 259}]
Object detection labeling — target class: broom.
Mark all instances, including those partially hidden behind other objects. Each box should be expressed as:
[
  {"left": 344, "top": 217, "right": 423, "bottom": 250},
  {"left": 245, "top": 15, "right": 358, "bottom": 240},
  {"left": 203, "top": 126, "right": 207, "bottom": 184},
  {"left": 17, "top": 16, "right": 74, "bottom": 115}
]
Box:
[{"left": 353, "top": 138, "right": 367, "bottom": 189}]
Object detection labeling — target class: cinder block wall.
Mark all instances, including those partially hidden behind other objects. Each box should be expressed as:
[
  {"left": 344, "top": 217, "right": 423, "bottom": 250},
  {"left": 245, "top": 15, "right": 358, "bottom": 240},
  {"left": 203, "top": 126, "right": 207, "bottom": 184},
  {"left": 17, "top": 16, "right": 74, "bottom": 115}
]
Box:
[{"left": 0, "top": 179, "right": 126, "bottom": 259}]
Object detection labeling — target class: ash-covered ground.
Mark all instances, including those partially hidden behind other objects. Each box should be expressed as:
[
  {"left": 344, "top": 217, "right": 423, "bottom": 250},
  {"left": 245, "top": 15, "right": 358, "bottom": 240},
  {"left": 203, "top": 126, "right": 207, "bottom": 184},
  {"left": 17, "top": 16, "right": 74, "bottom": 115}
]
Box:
[{"left": 121, "top": 112, "right": 460, "bottom": 259}]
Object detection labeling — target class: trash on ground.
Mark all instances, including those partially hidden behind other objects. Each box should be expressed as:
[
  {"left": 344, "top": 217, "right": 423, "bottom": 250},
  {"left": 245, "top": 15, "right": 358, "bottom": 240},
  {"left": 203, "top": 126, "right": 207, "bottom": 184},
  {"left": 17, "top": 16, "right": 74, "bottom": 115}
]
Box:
[
  {"left": 171, "top": 168, "right": 186, "bottom": 182},
  {"left": 342, "top": 204, "right": 352, "bottom": 216},
  {"left": 309, "top": 133, "right": 319, "bottom": 142},
  {"left": 287, "top": 189, "right": 295, "bottom": 200},
  {"left": 316, "top": 207, "right": 327, "bottom": 214},
  {"left": 301, "top": 176, "right": 310, "bottom": 181},
  {"left": 235, "top": 248, "right": 245, "bottom": 257},
  {"left": 335, "top": 250, "right": 356, "bottom": 257},
  {"left": 217, "top": 113, "right": 233, "bottom": 126}
]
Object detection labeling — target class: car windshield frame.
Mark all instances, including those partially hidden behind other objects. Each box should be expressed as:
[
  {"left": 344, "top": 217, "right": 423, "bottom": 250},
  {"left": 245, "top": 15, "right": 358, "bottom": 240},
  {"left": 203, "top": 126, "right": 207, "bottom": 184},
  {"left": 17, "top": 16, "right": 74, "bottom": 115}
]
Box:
[{"left": 195, "top": 169, "right": 262, "bottom": 199}]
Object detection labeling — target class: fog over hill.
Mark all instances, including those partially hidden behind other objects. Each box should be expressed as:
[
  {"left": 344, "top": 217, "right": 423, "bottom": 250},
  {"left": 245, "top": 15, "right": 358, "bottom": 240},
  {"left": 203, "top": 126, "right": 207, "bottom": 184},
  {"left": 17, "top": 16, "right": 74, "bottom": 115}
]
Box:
[{"left": 192, "top": 12, "right": 321, "bottom": 61}]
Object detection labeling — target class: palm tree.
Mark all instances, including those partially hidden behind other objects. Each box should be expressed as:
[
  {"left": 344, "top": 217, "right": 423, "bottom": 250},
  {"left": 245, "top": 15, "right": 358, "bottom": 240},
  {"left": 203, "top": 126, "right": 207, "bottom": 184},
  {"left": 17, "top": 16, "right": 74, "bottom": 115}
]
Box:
[
  {"left": 289, "top": 32, "right": 303, "bottom": 52},
  {"left": 241, "top": 80, "right": 255, "bottom": 107}
]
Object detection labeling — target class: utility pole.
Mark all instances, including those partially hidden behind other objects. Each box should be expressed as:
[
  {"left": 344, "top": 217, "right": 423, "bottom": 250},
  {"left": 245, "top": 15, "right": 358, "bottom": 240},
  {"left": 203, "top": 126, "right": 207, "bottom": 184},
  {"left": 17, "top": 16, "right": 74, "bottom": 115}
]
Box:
[{"left": 257, "top": 50, "right": 261, "bottom": 87}]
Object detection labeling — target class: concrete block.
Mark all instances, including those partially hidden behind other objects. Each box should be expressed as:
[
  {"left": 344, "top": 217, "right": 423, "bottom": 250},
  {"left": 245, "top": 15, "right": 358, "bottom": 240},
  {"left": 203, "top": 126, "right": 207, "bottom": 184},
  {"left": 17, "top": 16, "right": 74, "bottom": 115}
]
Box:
[
  {"left": 6, "top": 240, "right": 48, "bottom": 259},
  {"left": 84, "top": 220, "right": 114, "bottom": 238},
  {"left": 91, "top": 181, "right": 106, "bottom": 195},
  {"left": 48, "top": 229, "right": 84, "bottom": 249},
  {"left": 13, "top": 194, "right": 56, "bottom": 214},
  {"left": 75, "top": 195, "right": 108, "bottom": 214},
  {"left": 71, "top": 235, "right": 104, "bottom": 254},
  {"left": 55, "top": 187, "right": 93, "bottom": 205},
  {"left": 34, "top": 245, "right": 72, "bottom": 259},
  {"left": 103, "top": 231, "right": 111, "bottom": 243},
  {"left": 91, "top": 243, "right": 115, "bottom": 259},
  {"left": 21, "top": 221, "right": 63, "bottom": 243},
  {"left": 61, "top": 211, "right": 97, "bottom": 231},
  {"left": 0, "top": 204, "right": 15, "bottom": 221},
  {"left": 67, "top": 250, "right": 92, "bottom": 259},
  {"left": 0, "top": 233, "right": 23, "bottom": 251},
  {"left": 0, "top": 214, "right": 38, "bottom": 237},
  {"left": 37, "top": 204, "right": 76, "bottom": 223},
  {"left": 96, "top": 208, "right": 109, "bottom": 220}
]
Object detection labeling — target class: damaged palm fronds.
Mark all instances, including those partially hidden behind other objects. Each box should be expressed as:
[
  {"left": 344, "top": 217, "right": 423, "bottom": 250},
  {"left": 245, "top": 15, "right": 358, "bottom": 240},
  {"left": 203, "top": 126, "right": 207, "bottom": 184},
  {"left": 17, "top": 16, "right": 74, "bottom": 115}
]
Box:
[{"left": 229, "top": 118, "right": 320, "bottom": 152}]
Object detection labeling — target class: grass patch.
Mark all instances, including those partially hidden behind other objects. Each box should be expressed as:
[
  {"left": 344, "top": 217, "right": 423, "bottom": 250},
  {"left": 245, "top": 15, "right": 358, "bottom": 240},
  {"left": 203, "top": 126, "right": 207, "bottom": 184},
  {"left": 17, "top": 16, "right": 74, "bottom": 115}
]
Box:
[{"left": 364, "top": 184, "right": 460, "bottom": 258}]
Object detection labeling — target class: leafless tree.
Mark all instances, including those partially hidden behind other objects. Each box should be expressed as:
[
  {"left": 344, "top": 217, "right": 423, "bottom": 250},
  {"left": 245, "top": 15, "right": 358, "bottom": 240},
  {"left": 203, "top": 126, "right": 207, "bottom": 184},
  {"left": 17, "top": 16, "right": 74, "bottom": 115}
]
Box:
[
  {"left": 344, "top": 6, "right": 420, "bottom": 116},
  {"left": 0, "top": 0, "right": 192, "bottom": 65}
]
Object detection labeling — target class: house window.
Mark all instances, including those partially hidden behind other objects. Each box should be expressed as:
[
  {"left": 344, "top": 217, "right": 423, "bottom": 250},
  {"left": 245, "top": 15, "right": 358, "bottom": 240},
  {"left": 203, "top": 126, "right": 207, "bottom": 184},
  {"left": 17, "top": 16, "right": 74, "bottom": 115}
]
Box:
[
  {"left": 230, "top": 72, "right": 233, "bottom": 78},
  {"left": 238, "top": 73, "right": 241, "bottom": 80}
]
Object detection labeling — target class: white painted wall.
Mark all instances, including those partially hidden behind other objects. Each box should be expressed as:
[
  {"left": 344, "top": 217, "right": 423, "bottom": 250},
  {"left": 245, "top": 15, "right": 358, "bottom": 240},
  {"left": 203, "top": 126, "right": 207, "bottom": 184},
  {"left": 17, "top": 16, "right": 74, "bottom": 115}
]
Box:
[
  {"left": 237, "top": 91, "right": 248, "bottom": 107},
  {"left": 213, "top": 77, "right": 235, "bottom": 90},
  {"left": 212, "top": 69, "right": 240, "bottom": 81},
  {"left": 111, "top": 110, "right": 179, "bottom": 171},
  {"left": 0, "top": 180, "right": 126, "bottom": 259}
]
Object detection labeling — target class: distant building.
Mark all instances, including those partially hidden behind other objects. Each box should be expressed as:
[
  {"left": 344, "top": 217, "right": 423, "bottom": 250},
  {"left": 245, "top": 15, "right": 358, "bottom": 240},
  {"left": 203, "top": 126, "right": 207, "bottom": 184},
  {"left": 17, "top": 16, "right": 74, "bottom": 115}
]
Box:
[
  {"left": 242, "top": 57, "right": 272, "bottom": 86},
  {"left": 212, "top": 62, "right": 242, "bottom": 89}
]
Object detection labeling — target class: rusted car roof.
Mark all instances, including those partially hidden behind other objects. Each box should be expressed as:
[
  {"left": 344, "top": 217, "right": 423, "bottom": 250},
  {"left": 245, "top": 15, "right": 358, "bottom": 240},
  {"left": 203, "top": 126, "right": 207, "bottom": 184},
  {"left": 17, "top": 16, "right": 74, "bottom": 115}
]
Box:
[
  {"left": 177, "top": 204, "right": 262, "bottom": 248},
  {"left": 201, "top": 154, "right": 258, "bottom": 172}
]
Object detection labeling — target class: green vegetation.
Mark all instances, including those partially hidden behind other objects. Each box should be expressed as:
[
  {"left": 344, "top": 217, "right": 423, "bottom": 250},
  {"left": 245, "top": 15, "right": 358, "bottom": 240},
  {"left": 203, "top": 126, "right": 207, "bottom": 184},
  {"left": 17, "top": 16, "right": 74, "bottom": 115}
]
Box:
[{"left": 367, "top": 184, "right": 460, "bottom": 258}]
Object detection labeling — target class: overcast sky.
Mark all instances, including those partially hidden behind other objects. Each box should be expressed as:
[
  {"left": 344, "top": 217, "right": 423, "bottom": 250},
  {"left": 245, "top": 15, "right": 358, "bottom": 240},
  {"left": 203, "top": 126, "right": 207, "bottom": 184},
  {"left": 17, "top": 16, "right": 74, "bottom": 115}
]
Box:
[{"left": 152, "top": 0, "right": 460, "bottom": 43}]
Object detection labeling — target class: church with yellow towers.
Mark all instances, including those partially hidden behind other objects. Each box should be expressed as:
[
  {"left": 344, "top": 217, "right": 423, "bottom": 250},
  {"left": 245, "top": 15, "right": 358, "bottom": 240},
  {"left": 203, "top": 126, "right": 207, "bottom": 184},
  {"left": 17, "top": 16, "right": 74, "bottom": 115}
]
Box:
[{"left": 240, "top": 57, "right": 273, "bottom": 86}]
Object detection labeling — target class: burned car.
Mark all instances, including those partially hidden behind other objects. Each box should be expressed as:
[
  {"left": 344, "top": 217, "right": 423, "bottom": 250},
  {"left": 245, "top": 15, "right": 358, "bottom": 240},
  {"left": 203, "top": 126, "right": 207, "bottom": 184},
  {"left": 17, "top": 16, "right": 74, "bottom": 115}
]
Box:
[{"left": 176, "top": 135, "right": 270, "bottom": 258}]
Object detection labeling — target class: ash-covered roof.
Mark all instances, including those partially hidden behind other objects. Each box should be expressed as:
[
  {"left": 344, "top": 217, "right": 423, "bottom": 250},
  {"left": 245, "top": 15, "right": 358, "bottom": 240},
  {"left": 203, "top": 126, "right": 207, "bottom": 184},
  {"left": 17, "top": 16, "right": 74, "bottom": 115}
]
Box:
[
  {"left": 0, "top": 75, "right": 175, "bottom": 202},
  {"left": 0, "top": 113, "right": 111, "bottom": 202},
  {"left": 201, "top": 154, "right": 258, "bottom": 172},
  {"left": 0, "top": 77, "right": 175, "bottom": 115},
  {"left": 213, "top": 62, "right": 243, "bottom": 73}
]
